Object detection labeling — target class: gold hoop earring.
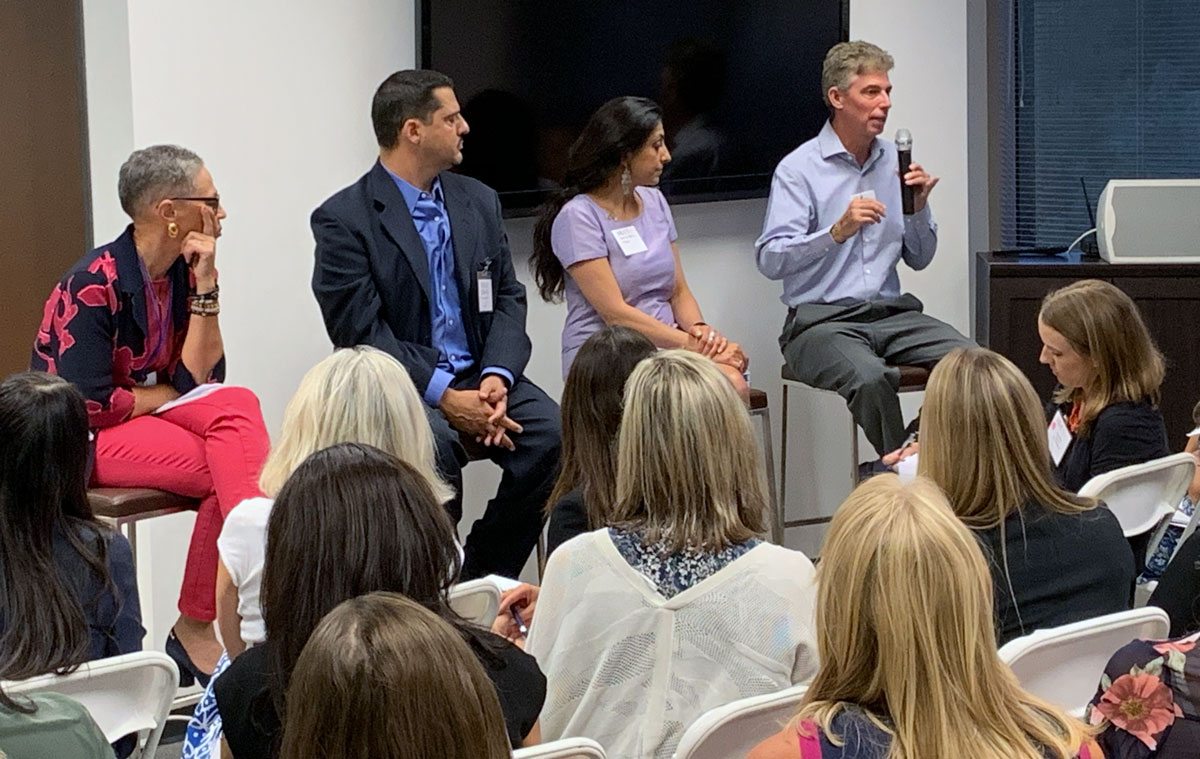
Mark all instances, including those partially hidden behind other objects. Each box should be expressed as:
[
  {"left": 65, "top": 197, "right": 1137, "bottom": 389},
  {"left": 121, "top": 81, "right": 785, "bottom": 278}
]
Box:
[{"left": 167, "top": 222, "right": 179, "bottom": 239}]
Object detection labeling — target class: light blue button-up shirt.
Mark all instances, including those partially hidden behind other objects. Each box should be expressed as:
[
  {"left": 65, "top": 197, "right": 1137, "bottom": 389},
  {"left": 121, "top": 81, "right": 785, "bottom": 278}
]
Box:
[
  {"left": 756, "top": 120, "right": 937, "bottom": 307},
  {"left": 387, "top": 170, "right": 513, "bottom": 405}
]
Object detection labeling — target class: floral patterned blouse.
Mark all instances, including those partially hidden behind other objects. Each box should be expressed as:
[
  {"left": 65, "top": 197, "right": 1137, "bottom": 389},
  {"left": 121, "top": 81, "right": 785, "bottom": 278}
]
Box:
[
  {"left": 30, "top": 225, "right": 224, "bottom": 429},
  {"left": 608, "top": 527, "right": 761, "bottom": 599},
  {"left": 1088, "top": 632, "right": 1200, "bottom": 758}
]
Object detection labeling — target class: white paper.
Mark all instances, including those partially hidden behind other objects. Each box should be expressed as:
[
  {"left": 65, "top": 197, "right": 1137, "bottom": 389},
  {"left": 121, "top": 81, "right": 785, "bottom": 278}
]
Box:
[
  {"left": 154, "top": 383, "right": 241, "bottom": 415},
  {"left": 1047, "top": 410, "right": 1073, "bottom": 466},
  {"left": 611, "top": 225, "right": 648, "bottom": 257},
  {"left": 477, "top": 276, "right": 494, "bottom": 313},
  {"left": 1189, "top": 426, "right": 1200, "bottom": 438},
  {"left": 896, "top": 453, "right": 919, "bottom": 481},
  {"left": 852, "top": 190, "right": 877, "bottom": 201},
  {"left": 137, "top": 371, "right": 157, "bottom": 387}
]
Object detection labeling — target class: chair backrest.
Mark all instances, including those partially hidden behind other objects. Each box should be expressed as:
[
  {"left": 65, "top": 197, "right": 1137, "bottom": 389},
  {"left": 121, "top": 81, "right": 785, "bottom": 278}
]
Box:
[
  {"left": 448, "top": 576, "right": 502, "bottom": 627},
  {"left": 672, "top": 684, "right": 808, "bottom": 759},
  {"left": 1, "top": 650, "right": 178, "bottom": 759},
  {"left": 513, "top": 736, "right": 607, "bottom": 758},
  {"left": 1078, "top": 453, "right": 1195, "bottom": 538},
  {"left": 998, "top": 607, "right": 1170, "bottom": 717}
]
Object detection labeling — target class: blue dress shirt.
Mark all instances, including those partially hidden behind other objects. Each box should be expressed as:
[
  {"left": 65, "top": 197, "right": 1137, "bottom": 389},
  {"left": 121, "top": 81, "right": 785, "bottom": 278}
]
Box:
[
  {"left": 755, "top": 120, "right": 938, "bottom": 307},
  {"left": 387, "top": 170, "right": 513, "bottom": 404}
]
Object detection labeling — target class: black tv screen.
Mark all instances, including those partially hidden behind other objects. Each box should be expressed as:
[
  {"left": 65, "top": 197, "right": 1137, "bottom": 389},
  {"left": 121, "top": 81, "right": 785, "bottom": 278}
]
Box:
[{"left": 420, "top": 1, "right": 848, "bottom": 214}]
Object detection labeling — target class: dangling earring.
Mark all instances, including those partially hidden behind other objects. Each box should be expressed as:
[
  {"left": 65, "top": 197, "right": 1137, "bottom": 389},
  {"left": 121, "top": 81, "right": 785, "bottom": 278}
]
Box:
[
  {"left": 620, "top": 166, "right": 633, "bottom": 197},
  {"left": 167, "top": 222, "right": 179, "bottom": 239}
]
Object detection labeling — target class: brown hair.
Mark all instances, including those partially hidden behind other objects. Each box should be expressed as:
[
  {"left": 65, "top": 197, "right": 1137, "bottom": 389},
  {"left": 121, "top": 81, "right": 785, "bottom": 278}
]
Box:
[
  {"left": 610, "top": 350, "right": 767, "bottom": 551},
  {"left": 546, "top": 326, "right": 657, "bottom": 531},
  {"left": 280, "top": 592, "right": 510, "bottom": 759},
  {"left": 919, "top": 347, "right": 1094, "bottom": 529},
  {"left": 796, "top": 475, "right": 1093, "bottom": 759},
  {"left": 1039, "top": 279, "right": 1164, "bottom": 434}
]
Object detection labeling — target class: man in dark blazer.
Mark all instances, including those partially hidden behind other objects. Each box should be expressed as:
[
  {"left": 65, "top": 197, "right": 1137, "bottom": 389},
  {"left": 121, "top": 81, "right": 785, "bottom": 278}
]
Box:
[{"left": 311, "top": 69, "right": 560, "bottom": 579}]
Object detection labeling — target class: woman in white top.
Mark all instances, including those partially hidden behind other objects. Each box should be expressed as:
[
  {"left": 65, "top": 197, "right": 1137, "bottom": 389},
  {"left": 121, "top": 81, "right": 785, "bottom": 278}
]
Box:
[
  {"left": 526, "top": 350, "right": 817, "bottom": 759},
  {"left": 183, "top": 345, "right": 453, "bottom": 757}
]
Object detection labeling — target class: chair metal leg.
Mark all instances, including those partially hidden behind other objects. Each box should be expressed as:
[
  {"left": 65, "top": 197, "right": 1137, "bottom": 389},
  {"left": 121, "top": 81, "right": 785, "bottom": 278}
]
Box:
[
  {"left": 755, "top": 406, "right": 781, "bottom": 545},
  {"left": 779, "top": 384, "right": 790, "bottom": 545},
  {"left": 849, "top": 416, "right": 860, "bottom": 490},
  {"left": 536, "top": 530, "right": 547, "bottom": 582}
]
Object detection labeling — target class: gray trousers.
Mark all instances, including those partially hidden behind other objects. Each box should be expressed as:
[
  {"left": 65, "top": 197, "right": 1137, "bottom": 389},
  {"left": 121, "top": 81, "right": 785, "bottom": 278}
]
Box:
[{"left": 780, "top": 293, "right": 974, "bottom": 456}]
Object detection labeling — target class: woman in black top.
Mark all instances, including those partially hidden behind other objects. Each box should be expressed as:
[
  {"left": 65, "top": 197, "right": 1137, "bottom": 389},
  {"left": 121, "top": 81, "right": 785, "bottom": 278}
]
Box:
[
  {"left": 919, "top": 348, "right": 1134, "bottom": 645},
  {"left": 544, "top": 326, "right": 656, "bottom": 555},
  {"left": 281, "top": 593, "right": 512, "bottom": 759},
  {"left": 1037, "top": 279, "right": 1169, "bottom": 493},
  {"left": 214, "top": 443, "right": 544, "bottom": 757},
  {"left": 0, "top": 372, "right": 142, "bottom": 756}
]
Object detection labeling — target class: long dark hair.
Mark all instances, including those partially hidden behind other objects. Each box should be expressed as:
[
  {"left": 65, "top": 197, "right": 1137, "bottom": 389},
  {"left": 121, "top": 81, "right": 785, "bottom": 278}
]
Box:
[
  {"left": 546, "top": 326, "right": 657, "bottom": 530},
  {"left": 531, "top": 96, "right": 663, "bottom": 302},
  {"left": 0, "top": 372, "right": 114, "bottom": 710},
  {"left": 261, "top": 442, "right": 479, "bottom": 723}
]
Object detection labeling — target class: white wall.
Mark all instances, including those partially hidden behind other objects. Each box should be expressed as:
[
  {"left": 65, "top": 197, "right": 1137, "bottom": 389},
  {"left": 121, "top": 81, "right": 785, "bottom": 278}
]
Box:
[
  {"left": 83, "top": 0, "right": 980, "bottom": 648},
  {"left": 82, "top": 0, "right": 417, "bottom": 655}
]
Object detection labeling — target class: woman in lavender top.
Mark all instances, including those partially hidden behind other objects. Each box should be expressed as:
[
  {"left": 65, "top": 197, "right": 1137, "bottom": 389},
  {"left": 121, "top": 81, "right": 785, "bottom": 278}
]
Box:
[{"left": 531, "top": 96, "right": 748, "bottom": 396}]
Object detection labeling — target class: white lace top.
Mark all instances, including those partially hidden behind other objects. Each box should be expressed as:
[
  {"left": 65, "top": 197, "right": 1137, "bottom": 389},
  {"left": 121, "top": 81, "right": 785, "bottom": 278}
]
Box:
[{"left": 526, "top": 529, "right": 819, "bottom": 759}]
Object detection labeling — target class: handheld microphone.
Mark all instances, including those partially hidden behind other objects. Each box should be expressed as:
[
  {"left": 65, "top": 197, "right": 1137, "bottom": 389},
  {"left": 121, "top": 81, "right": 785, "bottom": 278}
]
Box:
[{"left": 895, "top": 128, "right": 914, "bottom": 215}]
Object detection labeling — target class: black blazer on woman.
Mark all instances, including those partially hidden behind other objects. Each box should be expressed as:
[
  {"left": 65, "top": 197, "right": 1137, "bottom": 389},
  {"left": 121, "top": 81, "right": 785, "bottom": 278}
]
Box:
[{"left": 1051, "top": 400, "right": 1169, "bottom": 493}]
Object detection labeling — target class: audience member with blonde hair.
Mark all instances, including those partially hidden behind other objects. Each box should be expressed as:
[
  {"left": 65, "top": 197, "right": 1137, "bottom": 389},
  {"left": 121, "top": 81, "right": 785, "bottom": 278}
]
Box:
[
  {"left": 527, "top": 350, "right": 817, "bottom": 759},
  {"left": 217, "top": 345, "right": 452, "bottom": 658},
  {"left": 1038, "top": 279, "right": 1168, "bottom": 493},
  {"left": 919, "top": 347, "right": 1133, "bottom": 644},
  {"left": 750, "top": 475, "right": 1103, "bottom": 759},
  {"left": 182, "top": 346, "right": 455, "bottom": 757},
  {"left": 280, "top": 592, "right": 511, "bottom": 759}
]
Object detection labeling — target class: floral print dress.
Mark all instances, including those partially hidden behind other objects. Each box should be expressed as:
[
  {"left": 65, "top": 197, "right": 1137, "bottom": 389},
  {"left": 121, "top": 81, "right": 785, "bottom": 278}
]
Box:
[{"left": 1088, "top": 632, "right": 1200, "bottom": 758}]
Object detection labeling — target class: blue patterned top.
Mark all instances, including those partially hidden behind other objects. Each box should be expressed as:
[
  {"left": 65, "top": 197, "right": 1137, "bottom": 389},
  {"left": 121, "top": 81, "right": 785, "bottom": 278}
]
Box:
[{"left": 608, "top": 527, "right": 762, "bottom": 598}]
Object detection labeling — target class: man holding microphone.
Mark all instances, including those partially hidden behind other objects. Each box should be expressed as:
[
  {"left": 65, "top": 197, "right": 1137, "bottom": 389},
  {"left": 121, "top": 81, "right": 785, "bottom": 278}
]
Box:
[{"left": 756, "top": 40, "right": 972, "bottom": 462}]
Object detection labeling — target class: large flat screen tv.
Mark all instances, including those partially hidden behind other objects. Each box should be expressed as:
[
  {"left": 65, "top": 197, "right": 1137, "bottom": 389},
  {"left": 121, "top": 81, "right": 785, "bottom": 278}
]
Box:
[{"left": 420, "top": 1, "right": 849, "bottom": 215}]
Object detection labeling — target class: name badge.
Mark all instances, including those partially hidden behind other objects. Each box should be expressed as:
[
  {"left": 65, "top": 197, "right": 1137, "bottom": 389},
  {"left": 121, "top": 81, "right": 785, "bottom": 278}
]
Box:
[
  {"left": 611, "top": 226, "right": 648, "bottom": 257},
  {"left": 477, "top": 271, "right": 494, "bottom": 313},
  {"left": 1048, "top": 410, "right": 1073, "bottom": 466}
]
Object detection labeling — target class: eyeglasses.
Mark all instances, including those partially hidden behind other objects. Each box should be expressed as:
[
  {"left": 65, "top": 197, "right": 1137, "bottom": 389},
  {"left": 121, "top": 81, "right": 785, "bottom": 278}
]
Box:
[{"left": 170, "top": 196, "right": 222, "bottom": 210}]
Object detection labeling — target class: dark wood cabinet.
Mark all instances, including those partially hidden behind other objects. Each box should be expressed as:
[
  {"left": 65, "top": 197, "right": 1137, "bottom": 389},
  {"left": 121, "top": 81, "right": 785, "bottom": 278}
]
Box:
[{"left": 975, "top": 252, "right": 1200, "bottom": 445}]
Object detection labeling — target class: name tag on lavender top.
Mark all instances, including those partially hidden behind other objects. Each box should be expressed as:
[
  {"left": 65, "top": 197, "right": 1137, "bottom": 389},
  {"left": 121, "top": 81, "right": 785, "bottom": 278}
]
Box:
[{"left": 611, "top": 225, "right": 648, "bottom": 257}]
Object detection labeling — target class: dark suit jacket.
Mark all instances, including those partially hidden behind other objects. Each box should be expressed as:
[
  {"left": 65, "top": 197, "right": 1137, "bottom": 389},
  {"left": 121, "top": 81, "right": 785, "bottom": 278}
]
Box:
[{"left": 311, "top": 162, "right": 531, "bottom": 392}]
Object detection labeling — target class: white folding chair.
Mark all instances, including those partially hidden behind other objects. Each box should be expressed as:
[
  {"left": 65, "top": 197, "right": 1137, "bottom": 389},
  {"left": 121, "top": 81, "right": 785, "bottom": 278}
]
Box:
[
  {"left": 1078, "top": 453, "right": 1195, "bottom": 540},
  {"left": 513, "top": 736, "right": 607, "bottom": 758},
  {"left": 1, "top": 650, "right": 178, "bottom": 759},
  {"left": 673, "top": 684, "right": 808, "bottom": 759},
  {"left": 999, "top": 607, "right": 1170, "bottom": 718},
  {"left": 449, "top": 576, "right": 503, "bottom": 627}
]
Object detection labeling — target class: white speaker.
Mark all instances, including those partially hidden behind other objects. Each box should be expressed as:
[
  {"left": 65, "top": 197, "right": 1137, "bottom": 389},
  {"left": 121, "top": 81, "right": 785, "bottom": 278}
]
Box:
[{"left": 1097, "top": 179, "right": 1200, "bottom": 263}]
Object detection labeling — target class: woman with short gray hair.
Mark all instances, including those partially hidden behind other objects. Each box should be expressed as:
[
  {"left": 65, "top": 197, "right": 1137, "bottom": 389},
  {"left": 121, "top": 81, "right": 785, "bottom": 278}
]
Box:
[{"left": 31, "top": 145, "right": 271, "bottom": 687}]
